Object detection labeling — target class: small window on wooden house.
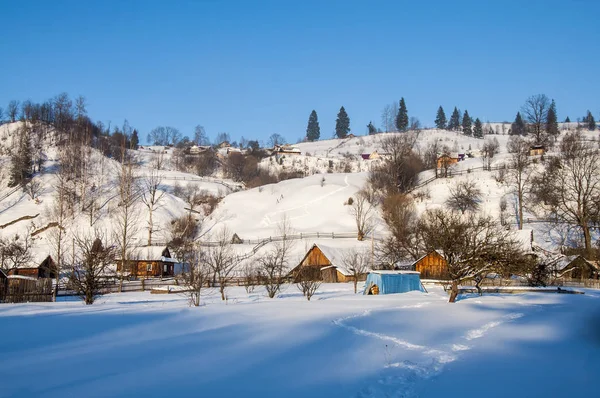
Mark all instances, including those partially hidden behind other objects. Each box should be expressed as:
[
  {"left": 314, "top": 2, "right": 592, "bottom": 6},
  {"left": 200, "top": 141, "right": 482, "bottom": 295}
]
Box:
[{"left": 146, "top": 263, "right": 152, "bottom": 272}]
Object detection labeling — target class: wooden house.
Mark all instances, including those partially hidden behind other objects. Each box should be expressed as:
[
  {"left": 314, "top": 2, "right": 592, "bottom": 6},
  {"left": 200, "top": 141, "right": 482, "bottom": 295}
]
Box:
[
  {"left": 361, "top": 150, "right": 382, "bottom": 160},
  {"left": 273, "top": 145, "right": 301, "bottom": 156},
  {"left": 551, "top": 255, "right": 599, "bottom": 280},
  {"left": 291, "top": 244, "right": 367, "bottom": 283},
  {"left": 394, "top": 250, "right": 448, "bottom": 279},
  {"left": 436, "top": 154, "right": 460, "bottom": 169},
  {"left": 116, "top": 246, "right": 178, "bottom": 278},
  {"left": 529, "top": 144, "right": 545, "bottom": 156},
  {"left": 7, "top": 255, "right": 57, "bottom": 279}
]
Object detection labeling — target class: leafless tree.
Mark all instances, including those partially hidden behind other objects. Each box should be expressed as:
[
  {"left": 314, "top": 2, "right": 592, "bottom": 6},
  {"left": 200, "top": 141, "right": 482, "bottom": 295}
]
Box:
[
  {"left": 113, "top": 144, "right": 141, "bottom": 284},
  {"left": 215, "top": 132, "right": 231, "bottom": 145},
  {"left": 0, "top": 227, "right": 35, "bottom": 272},
  {"left": 241, "top": 262, "right": 258, "bottom": 293},
  {"left": 205, "top": 227, "right": 237, "bottom": 301},
  {"left": 381, "top": 102, "right": 398, "bottom": 133},
  {"left": 24, "top": 178, "right": 42, "bottom": 200},
  {"left": 379, "top": 194, "right": 421, "bottom": 265},
  {"left": 180, "top": 245, "right": 212, "bottom": 306},
  {"left": 151, "top": 151, "right": 166, "bottom": 170},
  {"left": 258, "top": 216, "right": 295, "bottom": 298},
  {"left": 342, "top": 249, "right": 369, "bottom": 293},
  {"left": 446, "top": 180, "right": 482, "bottom": 214},
  {"left": 268, "top": 133, "right": 285, "bottom": 147},
  {"left": 296, "top": 266, "right": 321, "bottom": 301},
  {"left": 481, "top": 137, "right": 500, "bottom": 170},
  {"left": 534, "top": 132, "right": 600, "bottom": 256},
  {"left": 521, "top": 94, "right": 550, "bottom": 144},
  {"left": 7, "top": 100, "right": 19, "bottom": 123},
  {"left": 66, "top": 231, "right": 115, "bottom": 305},
  {"left": 193, "top": 125, "right": 209, "bottom": 146},
  {"left": 418, "top": 209, "right": 522, "bottom": 302},
  {"left": 141, "top": 169, "right": 166, "bottom": 245},
  {"left": 507, "top": 136, "right": 533, "bottom": 230},
  {"left": 350, "top": 187, "right": 376, "bottom": 240}
]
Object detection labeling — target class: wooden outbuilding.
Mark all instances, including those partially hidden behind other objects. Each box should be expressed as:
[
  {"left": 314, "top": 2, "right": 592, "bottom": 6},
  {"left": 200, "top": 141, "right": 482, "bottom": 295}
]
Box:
[
  {"left": 529, "top": 144, "right": 545, "bottom": 156},
  {"left": 291, "top": 244, "right": 367, "bottom": 283},
  {"left": 116, "top": 246, "right": 178, "bottom": 278},
  {"left": 552, "top": 255, "right": 599, "bottom": 280},
  {"left": 7, "top": 255, "right": 57, "bottom": 279},
  {"left": 404, "top": 250, "right": 449, "bottom": 280}
]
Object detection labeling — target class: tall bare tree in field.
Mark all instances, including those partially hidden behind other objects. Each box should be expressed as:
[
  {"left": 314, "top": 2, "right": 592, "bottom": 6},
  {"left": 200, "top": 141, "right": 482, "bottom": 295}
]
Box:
[
  {"left": 113, "top": 142, "right": 140, "bottom": 283},
  {"left": 342, "top": 249, "right": 369, "bottom": 293},
  {"left": 141, "top": 169, "right": 166, "bottom": 245},
  {"left": 258, "top": 216, "right": 295, "bottom": 298},
  {"left": 534, "top": 132, "right": 600, "bottom": 256},
  {"left": 350, "top": 188, "right": 375, "bottom": 240},
  {"left": 507, "top": 136, "right": 533, "bottom": 230},
  {"left": 206, "top": 227, "right": 237, "bottom": 301},
  {"left": 180, "top": 245, "right": 211, "bottom": 306},
  {"left": 521, "top": 94, "right": 550, "bottom": 144}
]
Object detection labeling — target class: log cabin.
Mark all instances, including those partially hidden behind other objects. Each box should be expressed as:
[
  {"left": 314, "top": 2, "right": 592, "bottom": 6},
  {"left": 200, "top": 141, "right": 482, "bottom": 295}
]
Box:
[
  {"left": 116, "top": 246, "right": 178, "bottom": 278},
  {"left": 528, "top": 144, "right": 545, "bottom": 156},
  {"left": 291, "top": 244, "right": 368, "bottom": 283},
  {"left": 6, "top": 255, "right": 57, "bottom": 279},
  {"left": 551, "top": 255, "right": 599, "bottom": 280}
]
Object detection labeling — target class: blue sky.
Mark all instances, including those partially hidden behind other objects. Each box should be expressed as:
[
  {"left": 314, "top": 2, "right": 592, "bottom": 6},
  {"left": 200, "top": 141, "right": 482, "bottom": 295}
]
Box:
[{"left": 1, "top": 0, "right": 598, "bottom": 144}]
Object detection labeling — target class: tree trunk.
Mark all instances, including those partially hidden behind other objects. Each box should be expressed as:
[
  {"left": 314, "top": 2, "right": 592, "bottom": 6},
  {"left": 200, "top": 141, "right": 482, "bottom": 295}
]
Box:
[
  {"left": 220, "top": 284, "right": 225, "bottom": 301},
  {"left": 448, "top": 280, "right": 459, "bottom": 303},
  {"left": 354, "top": 279, "right": 358, "bottom": 294},
  {"left": 518, "top": 189, "right": 523, "bottom": 230},
  {"left": 583, "top": 225, "right": 592, "bottom": 258}
]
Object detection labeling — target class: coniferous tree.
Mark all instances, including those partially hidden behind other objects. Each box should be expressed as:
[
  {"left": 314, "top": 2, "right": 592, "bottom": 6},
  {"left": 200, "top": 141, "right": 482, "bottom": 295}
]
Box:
[
  {"left": 546, "top": 100, "right": 559, "bottom": 136},
  {"left": 511, "top": 112, "right": 526, "bottom": 136},
  {"left": 435, "top": 106, "right": 447, "bottom": 129},
  {"left": 306, "top": 110, "right": 320, "bottom": 141},
  {"left": 395, "top": 98, "right": 409, "bottom": 132},
  {"left": 367, "top": 121, "right": 377, "bottom": 135},
  {"left": 462, "top": 110, "right": 472, "bottom": 136},
  {"left": 335, "top": 106, "right": 350, "bottom": 138},
  {"left": 130, "top": 129, "right": 139, "bottom": 149},
  {"left": 564, "top": 116, "right": 571, "bottom": 123},
  {"left": 9, "top": 126, "right": 33, "bottom": 187},
  {"left": 448, "top": 107, "right": 461, "bottom": 131},
  {"left": 473, "top": 118, "right": 483, "bottom": 138},
  {"left": 586, "top": 110, "right": 596, "bottom": 131}
]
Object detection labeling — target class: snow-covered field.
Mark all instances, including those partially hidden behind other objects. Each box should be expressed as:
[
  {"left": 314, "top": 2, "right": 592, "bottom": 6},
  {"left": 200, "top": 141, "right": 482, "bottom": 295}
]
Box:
[{"left": 1, "top": 285, "right": 599, "bottom": 398}]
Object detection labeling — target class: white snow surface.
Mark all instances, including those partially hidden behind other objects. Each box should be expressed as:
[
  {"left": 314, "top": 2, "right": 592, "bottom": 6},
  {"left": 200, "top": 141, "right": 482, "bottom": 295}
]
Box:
[{"left": 1, "top": 284, "right": 599, "bottom": 397}]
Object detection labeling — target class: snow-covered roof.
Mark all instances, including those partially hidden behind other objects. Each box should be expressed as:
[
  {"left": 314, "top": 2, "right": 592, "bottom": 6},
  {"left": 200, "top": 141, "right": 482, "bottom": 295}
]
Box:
[
  {"left": 369, "top": 270, "right": 421, "bottom": 275},
  {"left": 551, "top": 255, "right": 596, "bottom": 272},
  {"left": 126, "top": 246, "right": 178, "bottom": 263},
  {"left": 314, "top": 243, "right": 351, "bottom": 275}
]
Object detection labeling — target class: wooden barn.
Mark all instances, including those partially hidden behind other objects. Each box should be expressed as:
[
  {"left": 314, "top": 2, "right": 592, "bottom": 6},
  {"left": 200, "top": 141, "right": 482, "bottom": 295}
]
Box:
[
  {"left": 291, "top": 244, "right": 367, "bottom": 283},
  {"left": 436, "top": 154, "right": 459, "bottom": 169},
  {"left": 116, "top": 246, "right": 178, "bottom": 278},
  {"left": 401, "top": 250, "right": 449, "bottom": 280},
  {"left": 552, "top": 255, "right": 599, "bottom": 280},
  {"left": 6, "top": 255, "right": 57, "bottom": 279}
]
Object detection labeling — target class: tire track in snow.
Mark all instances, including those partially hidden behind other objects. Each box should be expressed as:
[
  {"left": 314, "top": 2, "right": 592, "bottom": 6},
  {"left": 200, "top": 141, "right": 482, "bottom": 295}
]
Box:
[{"left": 464, "top": 312, "right": 524, "bottom": 341}]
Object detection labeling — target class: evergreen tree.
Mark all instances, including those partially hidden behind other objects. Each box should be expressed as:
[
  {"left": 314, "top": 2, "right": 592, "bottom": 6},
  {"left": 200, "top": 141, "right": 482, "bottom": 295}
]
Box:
[
  {"left": 462, "top": 110, "right": 472, "bottom": 136},
  {"left": 367, "top": 121, "right": 377, "bottom": 135},
  {"left": 130, "top": 129, "right": 139, "bottom": 149},
  {"left": 306, "top": 110, "right": 320, "bottom": 141},
  {"left": 511, "top": 112, "right": 526, "bottom": 136},
  {"left": 435, "top": 106, "right": 447, "bottom": 129},
  {"left": 9, "top": 126, "right": 33, "bottom": 187},
  {"left": 448, "top": 107, "right": 461, "bottom": 131},
  {"left": 586, "top": 110, "right": 596, "bottom": 131},
  {"left": 473, "top": 118, "right": 483, "bottom": 138},
  {"left": 335, "top": 106, "right": 350, "bottom": 138},
  {"left": 395, "top": 98, "right": 409, "bottom": 132},
  {"left": 564, "top": 116, "right": 571, "bottom": 123},
  {"left": 546, "top": 99, "right": 559, "bottom": 136}
]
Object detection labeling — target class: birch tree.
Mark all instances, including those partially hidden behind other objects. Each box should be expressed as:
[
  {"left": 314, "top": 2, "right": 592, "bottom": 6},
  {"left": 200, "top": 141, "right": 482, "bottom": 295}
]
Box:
[{"left": 141, "top": 169, "right": 166, "bottom": 245}]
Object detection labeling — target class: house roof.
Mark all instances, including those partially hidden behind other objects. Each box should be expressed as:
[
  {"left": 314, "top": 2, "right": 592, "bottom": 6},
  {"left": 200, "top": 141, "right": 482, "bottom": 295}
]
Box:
[
  {"left": 551, "top": 255, "right": 597, "bottom": 272},
  {"left": 369, "top": 270, "right": 421, "bottom": 275},
  {"left": 125, "top": 246, "right": 178, "bottom": 263}
]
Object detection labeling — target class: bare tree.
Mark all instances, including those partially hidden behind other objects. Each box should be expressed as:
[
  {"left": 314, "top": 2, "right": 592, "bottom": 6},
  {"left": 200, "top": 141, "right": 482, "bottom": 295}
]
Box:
[
  {"left": 350, "top": 187, "right": 376, "bottom": 240},
  {"left": 141, "top": 170, "right": 166, "bottom": 245},
  {"left": 380, "top": 194, "right": 421, "bottom": 265},
  {"left": 418, "top": 209, "right": 522, "bottom": 302},
  {"left": 151, "top": 151, "right": 166, "bottom": 170},
  {"left": 342, "top": 249, "right": 369, "bottom": 293},
  {"left": 507, "top": 136, "right": 533, "bottom": 230},
  {"left": 534, "top": 132, "right": 600, "bottom": 256},
  {"left": 258, "top": 216, "right": 295, "bottom": 298},
  {"left": 369, "top": 133, "right": 423, "bottom": 194},
  {"left": 113, "top": 144, "right": 141, "bottom": 283},
  {"left": 296, "top": 266, "right": 321, "bottom": 301},
  {"left": 205, "top": 227, "right": 237, "bottom": 301},
  {"left": 0, "top": 227, "right": 35, "bottom": 272},
  {"left": 268, "top": 133, "right": 285, "bottom": 148},
  {"left": 66, "top": 231, "right": 115, "bottom": 305},
  {"left": 180, "top": 245, "right": 211, "bottom": 306},
  {"left": 7, "top": 100, "right": 19, "bottom": 123},
  {"left": 446, "top": 180, "right": 482, "bottom": 214},
  {"left": 522, "top": 94, "right": 550, "bottom": 144},
  {"left": 193, "top": 125, "right": 209, "bottom": 146},
  {"left": 481, "top": 137, "right": 500, "bottom": 170},
  {"left": 24, "top": 178, "right": 42, "bottom": 200}
]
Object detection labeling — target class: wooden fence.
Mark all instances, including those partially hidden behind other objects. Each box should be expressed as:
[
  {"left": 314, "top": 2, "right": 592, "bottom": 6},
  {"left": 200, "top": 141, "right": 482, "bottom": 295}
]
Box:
[{"left": 0, "top": 278, "right": 53, "bottom": 303}]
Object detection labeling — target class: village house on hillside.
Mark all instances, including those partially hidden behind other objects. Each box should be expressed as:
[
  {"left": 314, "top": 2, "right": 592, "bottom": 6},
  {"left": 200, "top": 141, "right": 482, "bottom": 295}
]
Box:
[
  {"left": 550, "top": 255, "right": 599, "bottom": 280},
  {"left": 395, "top": 250, "right": 449, "bottom": 280},
  {"left": 6, "top": 255, "right": 57, "bottom": 279},
  {"left": 116, "top": 246, "right": 179, "bottom": 279},
  {"left": 291, "top": 244, "right": 368, "bottom": 283},
  {"left": 271, "top": 144, "right": 301, "bottom": 158},
  {"left": 529, "top": 144, "right": 545, "bottom": 156}
]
